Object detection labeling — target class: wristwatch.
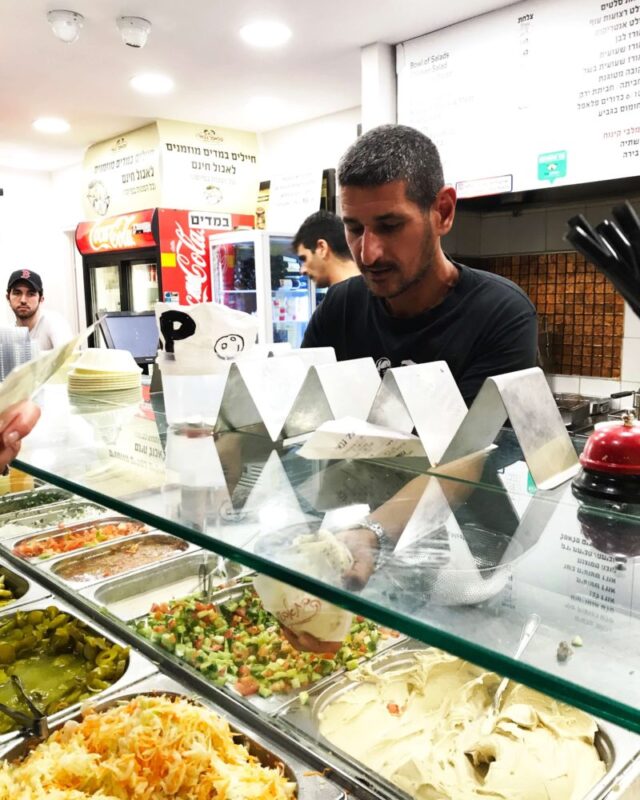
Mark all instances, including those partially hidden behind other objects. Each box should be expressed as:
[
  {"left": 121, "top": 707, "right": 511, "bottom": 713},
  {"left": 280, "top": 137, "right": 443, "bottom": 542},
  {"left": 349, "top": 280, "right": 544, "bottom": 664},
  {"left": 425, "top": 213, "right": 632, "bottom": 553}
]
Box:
[{"left": 352, "top": 519, "right": 394, "bottom": 571}]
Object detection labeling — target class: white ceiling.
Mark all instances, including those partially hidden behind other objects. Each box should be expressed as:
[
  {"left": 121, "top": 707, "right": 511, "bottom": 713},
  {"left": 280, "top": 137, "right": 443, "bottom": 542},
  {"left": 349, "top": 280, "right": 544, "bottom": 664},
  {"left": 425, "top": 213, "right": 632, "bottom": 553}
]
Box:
[{"left": 0, "top": 0, "right": 513, "bottom": 171}]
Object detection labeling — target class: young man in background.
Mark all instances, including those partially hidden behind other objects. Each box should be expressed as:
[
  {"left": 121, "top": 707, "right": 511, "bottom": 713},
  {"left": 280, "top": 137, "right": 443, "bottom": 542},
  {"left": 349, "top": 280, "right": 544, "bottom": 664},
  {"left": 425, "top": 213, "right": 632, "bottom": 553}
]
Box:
[{"left": 293, "top": 210, "right": 360, "bottom": 289}]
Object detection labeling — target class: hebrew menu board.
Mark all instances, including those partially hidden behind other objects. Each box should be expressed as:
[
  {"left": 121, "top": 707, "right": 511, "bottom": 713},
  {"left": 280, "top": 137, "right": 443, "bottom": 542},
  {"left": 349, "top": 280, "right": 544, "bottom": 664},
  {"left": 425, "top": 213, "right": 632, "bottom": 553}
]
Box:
[{"left": 397, "top": 0, "right": 640, "bottom": 197}]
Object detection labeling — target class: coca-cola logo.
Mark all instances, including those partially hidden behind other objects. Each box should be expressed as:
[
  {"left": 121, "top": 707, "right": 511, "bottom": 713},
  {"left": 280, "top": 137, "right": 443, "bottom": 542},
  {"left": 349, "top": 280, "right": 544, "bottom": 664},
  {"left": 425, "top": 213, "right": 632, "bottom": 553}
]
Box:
[
  {"left": 277, "top": 596, "right": 322, "bottom": 627},
  {"left": 89, "top": 215, "right": 137, "bottom": 251},
  {"left": 174, "top": 222, "right": 209, "bottom": 304}
]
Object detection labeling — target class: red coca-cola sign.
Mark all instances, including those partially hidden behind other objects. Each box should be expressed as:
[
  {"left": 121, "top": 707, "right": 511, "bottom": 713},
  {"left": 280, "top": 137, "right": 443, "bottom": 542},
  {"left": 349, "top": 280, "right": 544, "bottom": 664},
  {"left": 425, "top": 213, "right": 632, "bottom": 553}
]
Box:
[
  {"left": 157, "top": 209, "right": 253, "bottom": 305},
  {"left": 75, "top": 210, "right": 157, "bottom": 254}
]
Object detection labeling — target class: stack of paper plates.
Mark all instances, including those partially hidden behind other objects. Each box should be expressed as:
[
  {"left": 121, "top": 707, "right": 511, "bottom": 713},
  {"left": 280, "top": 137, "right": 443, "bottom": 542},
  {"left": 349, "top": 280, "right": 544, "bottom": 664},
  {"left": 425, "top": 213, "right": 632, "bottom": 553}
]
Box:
[{"left": 67, "top": 348, "right": 141, "bottom": 395}]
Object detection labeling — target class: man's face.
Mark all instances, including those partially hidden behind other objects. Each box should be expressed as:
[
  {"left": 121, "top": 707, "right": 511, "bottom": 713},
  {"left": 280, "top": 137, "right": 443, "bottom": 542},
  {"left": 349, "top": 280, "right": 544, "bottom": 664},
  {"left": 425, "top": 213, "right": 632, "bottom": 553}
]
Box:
[
  {"left": 296, "top": 244, "right": 330, "bottom": 289},
  {"left": 7, "top": 282, "right": 42, "bottom": 320},
  {"left": 341, "top": 180, "right": 439, "bottom": 300}
]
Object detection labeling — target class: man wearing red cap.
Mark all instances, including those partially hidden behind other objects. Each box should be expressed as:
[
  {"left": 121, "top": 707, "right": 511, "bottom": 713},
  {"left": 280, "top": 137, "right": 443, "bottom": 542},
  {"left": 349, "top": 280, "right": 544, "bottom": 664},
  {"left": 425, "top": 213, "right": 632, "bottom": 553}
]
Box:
[{"left": 6, "top": 269, "right": 72, "bottom": 351}]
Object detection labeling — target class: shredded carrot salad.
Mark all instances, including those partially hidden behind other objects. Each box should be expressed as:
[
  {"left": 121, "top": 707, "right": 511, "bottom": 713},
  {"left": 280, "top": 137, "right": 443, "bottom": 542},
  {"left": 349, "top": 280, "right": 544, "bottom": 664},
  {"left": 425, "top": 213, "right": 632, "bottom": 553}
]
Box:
[{"left": 0, "top": 695, "right": 296, "bottom": 799}]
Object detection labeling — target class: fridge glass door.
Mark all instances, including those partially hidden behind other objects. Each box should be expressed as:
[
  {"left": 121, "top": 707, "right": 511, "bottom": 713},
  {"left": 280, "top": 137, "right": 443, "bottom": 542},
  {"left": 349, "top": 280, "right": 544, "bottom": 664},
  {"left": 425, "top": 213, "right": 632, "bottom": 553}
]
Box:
[
  {"left": 91, "top": 265, "right": 121, "bottom": 315},
  {"left": 270, "top": 235, "right": 312, "bottom": 348},
  {"left": 211, "top": 240, "right": 259, "bottom": 316},
  {"left": 131, "top": 262, "right": 159, "bottom": 311}
]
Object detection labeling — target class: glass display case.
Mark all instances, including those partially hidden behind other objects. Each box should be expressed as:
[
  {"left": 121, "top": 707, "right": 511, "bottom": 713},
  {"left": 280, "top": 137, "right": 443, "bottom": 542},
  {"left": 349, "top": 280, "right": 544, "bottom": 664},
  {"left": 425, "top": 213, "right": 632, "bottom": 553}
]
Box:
[
  {"left": 9, "top": 383, "right": 640, "bottom": 736},
  {"left": 209, "top": 230, "right": 315, "bottom": 348}
]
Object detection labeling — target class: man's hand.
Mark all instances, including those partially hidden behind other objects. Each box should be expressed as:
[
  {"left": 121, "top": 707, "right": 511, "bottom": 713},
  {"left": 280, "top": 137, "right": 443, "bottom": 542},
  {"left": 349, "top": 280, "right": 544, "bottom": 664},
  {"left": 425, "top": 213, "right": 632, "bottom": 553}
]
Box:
[
  {"left": 335, "top": 527, "right": 378, "bottom": 591},
  {"left": 276, "top": 528, "right": 379, "bottom": 654},
  {"left": 0, "top": 401, "right": 41, "bottom": 473},
  {"left": 280, "top": 626, "right": 342, "bottom": 655}
]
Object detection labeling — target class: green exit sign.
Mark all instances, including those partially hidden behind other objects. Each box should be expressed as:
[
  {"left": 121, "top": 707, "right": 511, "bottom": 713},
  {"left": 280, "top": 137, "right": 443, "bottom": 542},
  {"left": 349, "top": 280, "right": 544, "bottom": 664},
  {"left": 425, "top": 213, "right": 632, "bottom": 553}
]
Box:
[{"left": 538, "top": 150, "right": 567, "bottom": 183}]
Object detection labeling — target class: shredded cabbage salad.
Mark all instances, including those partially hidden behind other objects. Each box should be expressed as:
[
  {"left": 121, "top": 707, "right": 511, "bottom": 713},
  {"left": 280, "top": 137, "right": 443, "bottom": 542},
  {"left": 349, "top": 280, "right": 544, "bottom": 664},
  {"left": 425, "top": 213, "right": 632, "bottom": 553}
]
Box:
[{"left": 0, "top": 695, "right": 296, "bottom": 799}]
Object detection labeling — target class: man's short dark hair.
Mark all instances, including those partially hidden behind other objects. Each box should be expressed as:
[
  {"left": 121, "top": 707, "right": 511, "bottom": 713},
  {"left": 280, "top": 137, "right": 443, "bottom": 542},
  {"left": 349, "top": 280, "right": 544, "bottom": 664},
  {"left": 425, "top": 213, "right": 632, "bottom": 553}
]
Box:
[
  {"left": 338, "top": 124, "right": 444, "bottom": 210},
  {"left": 292, "top": 210, "right": 352, "bottom": 260}
]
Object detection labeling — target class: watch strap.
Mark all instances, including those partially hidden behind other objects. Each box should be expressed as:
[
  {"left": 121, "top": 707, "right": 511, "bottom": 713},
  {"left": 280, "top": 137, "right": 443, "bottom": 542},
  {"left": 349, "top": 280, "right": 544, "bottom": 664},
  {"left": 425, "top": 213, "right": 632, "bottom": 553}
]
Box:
[{"left": 353, "top": 520, "right": 393, "bottom": 571}]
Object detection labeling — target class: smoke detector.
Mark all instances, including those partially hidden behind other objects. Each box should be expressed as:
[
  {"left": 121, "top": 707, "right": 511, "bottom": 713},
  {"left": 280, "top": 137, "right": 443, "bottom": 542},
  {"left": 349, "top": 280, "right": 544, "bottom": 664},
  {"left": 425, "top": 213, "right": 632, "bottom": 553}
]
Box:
[
  {"left": 47, "top": 9, "right": 84, "bottom": 43},
  {"left": 116, "top": 16, "right": 151, "bottom": 48}
]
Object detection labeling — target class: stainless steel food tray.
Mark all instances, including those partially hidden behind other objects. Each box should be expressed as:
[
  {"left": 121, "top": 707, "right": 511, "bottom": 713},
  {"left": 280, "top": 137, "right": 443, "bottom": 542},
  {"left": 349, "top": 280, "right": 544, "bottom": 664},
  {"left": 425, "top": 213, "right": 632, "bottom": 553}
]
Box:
[
  {"left": 0, "top": 485, "right": 74, "bottom": 520},
  {"left": 80, "top": 550, "right": 251, "bottom": 622},
  {"left": 41, "top": 532, "right": 199, "bottom": 588},
  {"left": 132, "top": 580, "right": 405, "bottom": 716},
  {"left": 0, "top": 557, "right": 50, "bottom": 611},
  {"left": 0, "top": 596, "right": 156, "bottom": 745},
  {"left": 8, "top": 516, "right": 149, "bottom": 562},
  {"left": 277, "top": 648, "right": 640, "bottom": 800},
  {"left": 0, "top": 499, "right": 109, "bottom": 542},
  {"left": 0, "top": 673, "right": 345, "bottom": 800}
]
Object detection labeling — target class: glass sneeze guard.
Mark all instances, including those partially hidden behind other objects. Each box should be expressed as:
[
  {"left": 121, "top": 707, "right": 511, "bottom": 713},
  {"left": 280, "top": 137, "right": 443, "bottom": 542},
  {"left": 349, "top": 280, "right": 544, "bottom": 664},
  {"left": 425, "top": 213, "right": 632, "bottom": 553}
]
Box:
[{"left": 14, "top": 383, "right": 640, "bottom": 733}]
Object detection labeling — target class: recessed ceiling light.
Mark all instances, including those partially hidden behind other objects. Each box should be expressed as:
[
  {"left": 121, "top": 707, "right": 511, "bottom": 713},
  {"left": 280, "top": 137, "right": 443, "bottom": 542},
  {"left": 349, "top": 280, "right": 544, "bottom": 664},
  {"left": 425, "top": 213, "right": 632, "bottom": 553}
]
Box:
[
  {"left": 130, "top": 73, "right": 174, "bottom": 95},
  {"left": 32, "top": 116, "right": 70, "bottom": 134},
  {"left": 239, "top": 20, "right": 291, "bottom": 48}
]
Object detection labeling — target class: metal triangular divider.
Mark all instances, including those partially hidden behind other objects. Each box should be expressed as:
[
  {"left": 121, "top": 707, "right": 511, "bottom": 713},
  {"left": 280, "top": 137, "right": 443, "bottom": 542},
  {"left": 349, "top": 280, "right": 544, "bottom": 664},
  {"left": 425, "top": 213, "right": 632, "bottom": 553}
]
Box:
[
  {"left": 215, "top": 356, "right": 310, "bottom": 441},
  {"left": 283, "top": 357, "right": 381, "bottom": 438},
  {"left": 215, "top": 349, "right": 337, "bottom": 441},
  {"left": 438, "top": 367, "right": 579, "bottom": 490},
  {"left": 367, "top": 361, "right": 469, "bottom": 466},
  {"left": 242, "top": 449, "right": 313, "bottom": 537}
]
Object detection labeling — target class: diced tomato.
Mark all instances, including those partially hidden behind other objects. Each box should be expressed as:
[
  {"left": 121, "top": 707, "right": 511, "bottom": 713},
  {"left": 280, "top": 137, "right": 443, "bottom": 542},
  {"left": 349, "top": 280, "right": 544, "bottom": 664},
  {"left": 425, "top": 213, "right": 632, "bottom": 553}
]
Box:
[
  {"left": 224, "top": 630, "right": 233, "bottom": 639},
  {"left": 387, "top": 703, "right": 401, "bottom": 716},
  {"left": 235, "top": 676, "right": 259, "bottom": 696}
]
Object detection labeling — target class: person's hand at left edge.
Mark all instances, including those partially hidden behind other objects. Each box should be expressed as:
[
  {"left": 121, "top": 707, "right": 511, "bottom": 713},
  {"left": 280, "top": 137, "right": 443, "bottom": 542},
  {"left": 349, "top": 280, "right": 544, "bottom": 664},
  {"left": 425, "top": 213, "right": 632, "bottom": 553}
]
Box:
[{"left": 0, "top": 400, "right": 41, "bottom": 473}]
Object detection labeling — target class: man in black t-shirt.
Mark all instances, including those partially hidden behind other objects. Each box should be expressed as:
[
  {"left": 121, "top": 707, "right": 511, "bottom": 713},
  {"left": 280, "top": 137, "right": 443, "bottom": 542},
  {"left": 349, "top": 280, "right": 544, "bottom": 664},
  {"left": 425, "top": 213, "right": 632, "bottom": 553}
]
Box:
[
  {"left": 276, "top": 126, "right": 539, "bottom": 654},
  {"left": 302, "top": 125, "right": 537, "bottom": 406}
]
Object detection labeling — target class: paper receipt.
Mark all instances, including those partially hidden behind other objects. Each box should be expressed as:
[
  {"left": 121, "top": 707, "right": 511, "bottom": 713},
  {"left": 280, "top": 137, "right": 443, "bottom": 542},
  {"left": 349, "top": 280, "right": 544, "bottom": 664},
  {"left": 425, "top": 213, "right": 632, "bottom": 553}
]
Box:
[{"left": 297, "top": 416, "right": 426, "bottom": 460}]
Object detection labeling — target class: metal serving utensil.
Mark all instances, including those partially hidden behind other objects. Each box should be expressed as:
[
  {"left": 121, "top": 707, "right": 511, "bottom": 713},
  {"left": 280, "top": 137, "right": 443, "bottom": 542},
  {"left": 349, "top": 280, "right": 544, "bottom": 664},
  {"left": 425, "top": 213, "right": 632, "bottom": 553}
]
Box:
[
  {"left": 490, "top": 613, "right": 540, "bottom": 718},
  {"left": 475, "top": 613, "right": 541, "bottom": 737},
  {"left": 0, "top": 675, "right": 49, "bottom": 739},
  {"left": 196, "top": 555, "right": 228, "bottom": 601}
]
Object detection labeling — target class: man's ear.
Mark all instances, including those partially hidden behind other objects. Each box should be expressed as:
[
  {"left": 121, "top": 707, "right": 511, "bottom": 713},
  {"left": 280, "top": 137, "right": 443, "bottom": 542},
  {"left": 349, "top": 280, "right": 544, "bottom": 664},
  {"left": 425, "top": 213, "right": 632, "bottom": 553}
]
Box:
[
  {"left": 315, "top": 238, "right": 330, "bottom": 259},
  {"left": 431, "top": 186, "right": 457, "bottom": 236},
  {"left": 39, "top": 294, "right": 44, "bottom": 304}
]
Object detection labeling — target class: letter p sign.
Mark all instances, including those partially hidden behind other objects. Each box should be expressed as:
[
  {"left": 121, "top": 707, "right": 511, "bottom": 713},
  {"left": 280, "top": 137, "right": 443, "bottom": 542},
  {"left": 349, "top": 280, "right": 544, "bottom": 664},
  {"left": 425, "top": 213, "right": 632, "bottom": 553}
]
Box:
[{"left": 159, "top": 310, "right": 196, "bottom": 354}]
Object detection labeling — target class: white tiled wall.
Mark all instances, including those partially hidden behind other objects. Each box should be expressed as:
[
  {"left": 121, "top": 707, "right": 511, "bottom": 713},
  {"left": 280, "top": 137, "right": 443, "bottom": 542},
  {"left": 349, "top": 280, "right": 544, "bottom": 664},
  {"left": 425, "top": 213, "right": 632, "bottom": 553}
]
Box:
[{"left": 545, "top": 374, "right": 628, "bottom": 396}]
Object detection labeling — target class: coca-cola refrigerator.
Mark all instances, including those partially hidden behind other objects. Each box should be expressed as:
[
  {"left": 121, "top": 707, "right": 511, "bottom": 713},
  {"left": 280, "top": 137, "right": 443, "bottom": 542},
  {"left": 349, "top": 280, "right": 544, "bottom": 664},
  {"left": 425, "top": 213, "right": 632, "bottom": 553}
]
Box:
[
  {"left": 209, "top": 230, "right": 316, "bottom": 347},
  {"left": 75, "top": 209, "right": 255, "bottom": 334}
]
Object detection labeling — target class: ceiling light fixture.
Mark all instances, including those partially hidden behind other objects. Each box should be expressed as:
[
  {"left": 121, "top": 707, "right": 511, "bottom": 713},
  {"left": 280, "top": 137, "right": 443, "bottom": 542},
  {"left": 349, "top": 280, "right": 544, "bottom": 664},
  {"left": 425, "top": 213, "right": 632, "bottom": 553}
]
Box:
[
  {"left": 116, "top": 16, "right": 151, "bottom": 48},
  {"left": 32, "top": 117, "right": 71, "bottom": 134},
  {"left": 239, "top": 20, "right": 292, "bottom": 48},
  {"left": 130, "top": 73, "right": 174, "bottom": 95},
  {"left": 47, "top": 9, "right": 84, "bottom": 43}
]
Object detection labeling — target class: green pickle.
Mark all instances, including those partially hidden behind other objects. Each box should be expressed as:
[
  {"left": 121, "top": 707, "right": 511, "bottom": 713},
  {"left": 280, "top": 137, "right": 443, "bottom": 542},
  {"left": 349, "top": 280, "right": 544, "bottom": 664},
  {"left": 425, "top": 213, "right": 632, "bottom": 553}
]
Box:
[{"left": 0, "top": 604, "right": 129, "bottom": 734}]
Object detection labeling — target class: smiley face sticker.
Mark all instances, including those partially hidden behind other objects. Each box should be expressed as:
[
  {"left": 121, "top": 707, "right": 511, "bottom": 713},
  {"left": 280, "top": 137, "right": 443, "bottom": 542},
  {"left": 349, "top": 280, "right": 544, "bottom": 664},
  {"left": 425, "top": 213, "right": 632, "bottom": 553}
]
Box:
[{"left": 214, "top": 334, "right": 245, "bottom": 360}]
